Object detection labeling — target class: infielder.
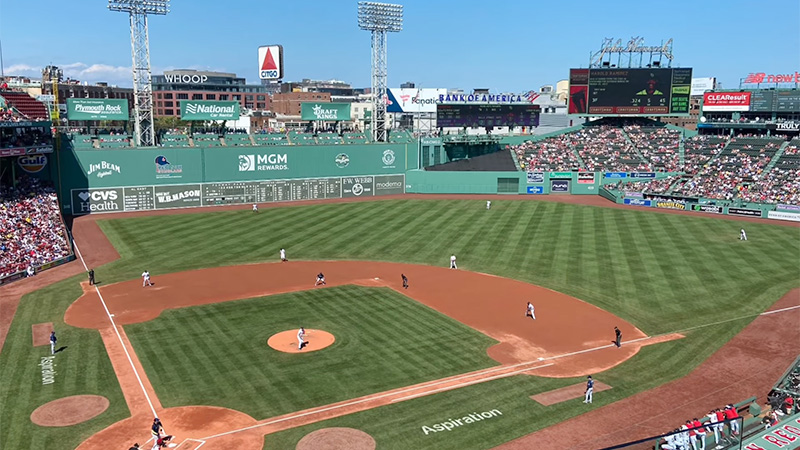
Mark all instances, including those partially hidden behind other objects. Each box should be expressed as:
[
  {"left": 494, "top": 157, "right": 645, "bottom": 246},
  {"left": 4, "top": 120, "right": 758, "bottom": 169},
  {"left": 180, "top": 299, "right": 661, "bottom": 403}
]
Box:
[
  {"left": 297, "top": 327, "right": 306, "bottom": 350},
  {"left": 450, "top": 254, "right": 457, "bottom": 269},
  {"left": 402, "top": 273, "right": 408, "bottom": 289},
  {"left": 280, "top": 248, "right": 287, "bottom": 262},
  {"left": 740, "top": 228, "right": 747, "bottom": 241},
  {"left": 49, "top": 330, "right": 57, "bottom": 355},
  {"left": 142, "top": 270, "right": 153, "bottom": 287},
  {"left": 525, "top": 302, "right": 536, "bottom": 320},
  {"left": 583, "top": 375, "right": 593, "bottom": 403},
  {"left": 315, "top": 272, "right": 326, "bottom": 286},
  {"left": 614, "top": 326, "right": 622, "bottom": 348},
  {"left": 486, "top": 200, "right": 491, "bottom": 210}
]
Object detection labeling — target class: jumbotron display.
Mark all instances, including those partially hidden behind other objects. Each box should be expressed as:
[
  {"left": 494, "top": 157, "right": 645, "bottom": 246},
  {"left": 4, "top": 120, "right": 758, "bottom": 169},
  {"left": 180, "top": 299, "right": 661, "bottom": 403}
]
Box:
[
  {"left": 569, "top": 68, "right": 692, "bottom": 116},
  {"left": 436, "top": 104, "right": 541, "bottom": 128}
]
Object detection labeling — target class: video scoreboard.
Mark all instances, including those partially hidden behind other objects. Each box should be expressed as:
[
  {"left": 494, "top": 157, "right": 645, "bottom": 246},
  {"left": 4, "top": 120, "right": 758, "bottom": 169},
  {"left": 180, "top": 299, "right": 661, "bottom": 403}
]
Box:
[
  {"left": 436, "top": 104, "right": 540, "bottom": 128},
  {"left": 569, "top": 68, "right": 693, "bottom": 116}
]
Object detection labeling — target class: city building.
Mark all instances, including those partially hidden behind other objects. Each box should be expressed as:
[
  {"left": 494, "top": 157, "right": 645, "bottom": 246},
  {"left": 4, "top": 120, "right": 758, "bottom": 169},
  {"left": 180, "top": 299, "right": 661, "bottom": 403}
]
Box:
[
  {"left": 271, "top": 91, "right": 332, "bottom": 116},
  {"left": 279, "top": 79, "right": 365, "bottom": 102},
  {"left": 151, "top": 69, "right": 271, "bottom": 117}
]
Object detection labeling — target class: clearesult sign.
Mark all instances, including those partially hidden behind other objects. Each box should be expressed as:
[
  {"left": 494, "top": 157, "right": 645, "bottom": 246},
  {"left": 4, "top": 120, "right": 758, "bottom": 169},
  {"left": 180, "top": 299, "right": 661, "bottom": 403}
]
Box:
[
  {"left": 180, "top": 101, "right": 240, "bottom": 120},
  {"left": 300, "top": 102, "right": 351, "bottom": 121},
  {"left": 702, "top": 92, "right": 751, "bottom": 112},
  {"left": 67, "top": 99, "right": 129, "bottom": 120}
]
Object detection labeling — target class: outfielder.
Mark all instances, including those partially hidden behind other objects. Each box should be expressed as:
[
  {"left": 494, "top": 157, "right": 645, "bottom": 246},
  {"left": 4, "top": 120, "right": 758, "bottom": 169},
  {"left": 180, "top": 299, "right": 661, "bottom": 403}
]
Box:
[
  {"left": 142, "top": 270, "right": 153, "bottom": 287},
  {"left": 525, "top": 302, "right": 536, "bottom": 320},
  {"left": 252, "top": 203, "right": 258, "bottom": 212},
  {"left": 740, "top": 228, "right": 747, "bottom": 241},
  {"left": 486, "top": 200, "right": 491, "bottom": 210},
  {"left": 280, "top": 248, "right": 287, "bottom": 262},
  {"left": 297, "top": 327, "right": 306, "bottom": 350},
  {"left": 450, "top": 254, "right": 457, "bottom": 269},
  {"left": 583, "top": 376, "right": 594, "bottom": 403}
]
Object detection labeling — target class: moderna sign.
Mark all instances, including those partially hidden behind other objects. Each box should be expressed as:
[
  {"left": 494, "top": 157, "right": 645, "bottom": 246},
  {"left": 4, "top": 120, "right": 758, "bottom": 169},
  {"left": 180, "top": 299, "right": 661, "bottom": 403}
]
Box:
[{"left": 703, "top": 92, "right": 751, "bottom": 111}]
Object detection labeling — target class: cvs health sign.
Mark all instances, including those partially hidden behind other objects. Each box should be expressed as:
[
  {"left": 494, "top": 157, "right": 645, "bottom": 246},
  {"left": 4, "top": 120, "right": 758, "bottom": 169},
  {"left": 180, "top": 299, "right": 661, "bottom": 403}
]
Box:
[{"left": 703, "top": 92, "right": 751, "bottom": 111}]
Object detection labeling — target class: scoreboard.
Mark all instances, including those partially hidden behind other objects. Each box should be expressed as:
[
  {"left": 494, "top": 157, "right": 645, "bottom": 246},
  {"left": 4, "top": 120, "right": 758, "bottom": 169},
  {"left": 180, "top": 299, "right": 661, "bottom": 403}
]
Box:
[
  {"left": 750, "top": 90, "right": 800, "bottom": 112},
  {"left": 436, "top": 104, "right": 540, "bottom": 128},
  {"left": 69, "top": 175, "right": 405, "bottom": 215},
  {"left": 569, "top": 68, "right": 693, "bottom": 116}
]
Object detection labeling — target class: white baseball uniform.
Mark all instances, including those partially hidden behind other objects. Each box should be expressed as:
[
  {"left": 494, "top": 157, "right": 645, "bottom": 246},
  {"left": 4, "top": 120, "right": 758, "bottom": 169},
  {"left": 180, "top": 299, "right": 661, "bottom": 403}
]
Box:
[
  {"left": 450, "top": 255, "right": 457, "bottom": 269},
  {"left": 252, "top": 204, "right": 258, "bottom": 212},
  {"left": 526, "top": 302, "right": 536, "bottom": 319},
  {"left": 280, "top": 249, "right": 286, "bottom": 261},
  {"left": 486, "top": 200, "right": 491, "bottom": 210},
  {"left": 142, "top": 271, "right": 152, "bottom": 287},
  {"left": 740, "top": 229, "right": 747, "bottom": 240},
  {"left": 297, "top": 328, "right": 305, "bottom": 349}
]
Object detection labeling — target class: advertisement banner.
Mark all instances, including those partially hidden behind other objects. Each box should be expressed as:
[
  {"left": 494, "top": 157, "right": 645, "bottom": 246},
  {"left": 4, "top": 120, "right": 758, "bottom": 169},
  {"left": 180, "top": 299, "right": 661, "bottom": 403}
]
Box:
[
  {"left": 258, "top": 44, "right": 284, "bottom": 80},
  {"left": 691, "top": 204, "right": 723, "bottom": 214},
  {"left": 550, "top": 172, "right": 572, "bottom": 179},
  {"left": 527, "top": 172, "right": 544, "bottom": 184},
  {"left": 702, "top": 92, "right": 751, "bottom": 112},
  {"left": 623, "top": 198, "right": 652, "bottom": 206},
  {"left": 526, "top": 186, "right": 544, "bottom": 194},
  {"left": 180, "top": 101, "right": 240, "bottom": 120},
  {"left": 577, "top": 172, "right": 595, "bottom": 184},
  {"left": 386, "top": 88, "right": 447, "bottom": 113},
  {"left": 301, "top": 102, "right": 351, "bottom": 121},
  {"left": 623, "top": 191, "right": 644, "bottom": 198},
  {"left": 551, "top": 180, "right": 569, "bottom": 193},
  {"left": 777, "top": 204, "right": 800, "bottom": 212},
  {"left": 690, "top": 77, "right": 716, "bottom": 96},
  {"left": 373, "top": 175, "right": 405, "bottom": 195},
  {"left": 767, "top": 211, "right": 800, "bottom": 222},
  {"left": 775, "top": 122, "right": 800, "bottom": 132},
  {"left": 727, "top": 207, "right": 762, "bottom": 217},
  {"left": 342, "top": 176, "right": 374, "bottom": 198},
  {"left": 71, "top": 188, "right": 125, "bottom": 214},
  {"left": 154, "top": 184, "right": 202, "bottom": 209},
  {"left": 604, "top": 172, "right": 627, "bottom": 179},
  {"left": 629, "top": 172, "right": 656, "bottom": 178},
  {"left": 655, "top": 200, "right": 686, "bottom": 210},
  {"left": 67, "top": 98, "right": 129, "bottom": 120},
  {"left": 17, "top": 155, "right": 48, "bottom": 173}
]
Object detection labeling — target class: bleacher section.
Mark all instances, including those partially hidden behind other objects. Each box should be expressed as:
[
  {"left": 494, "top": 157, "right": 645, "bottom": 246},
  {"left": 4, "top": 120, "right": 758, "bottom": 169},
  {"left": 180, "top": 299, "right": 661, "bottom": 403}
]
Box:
[
  {"left": 224, "top": 133, "right": 253, "bottom": 147},
  {"left": 192, "top": 133, "right": 222, "bottom": 147},
  {"left": 0, "top": 90, "right": 49, "bottom": 120},
  {"left": 97, "top": 135, "right": 131, "bottom": 149},
  {"left": 511, "top": 135, "right": 582, "bottom": 171},
  {"left": 70, "top": 133, "right": 96, "bottom": 149},
  {"left": 572, "top": 126, "right": 651, "bottom": 172},
  {"left": 674, "top": 137, "right": 782, "bottom": 200},
  {"left": 252, "top": 132, "right": 289, "bottom": 146},
  {"left": 738, "top": 139, "right": 800, "bottom": 204},
  {"left": 289, "top": 131, "right": 316, "bottom": 145},
  {"left": 315, "top": 132, "right": 343, "bottom": 145},
  {"left": 160, "top": 132, "right": 191, "bottom": 148},
  {"left": 624, "top": 125, "right": 682, "bottom": 172},
  {"left": 389, "top": 129, "right": 413, "bottom": 144},
  {"left": 426, "top": 150, "right": 517, "bottom": 172},
  {"left": 343, "top": 132, "right": 369, "bottom": 144}
]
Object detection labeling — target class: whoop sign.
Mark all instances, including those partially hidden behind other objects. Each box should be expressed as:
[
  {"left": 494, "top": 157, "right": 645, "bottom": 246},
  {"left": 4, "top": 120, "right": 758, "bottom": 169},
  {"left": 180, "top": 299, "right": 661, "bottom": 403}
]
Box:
[
  {"left": 258, "top": 45, "right": 284, "bottom": 80},
  {"left": 703, "top": 92, "right": 751, "bottom": 111}
]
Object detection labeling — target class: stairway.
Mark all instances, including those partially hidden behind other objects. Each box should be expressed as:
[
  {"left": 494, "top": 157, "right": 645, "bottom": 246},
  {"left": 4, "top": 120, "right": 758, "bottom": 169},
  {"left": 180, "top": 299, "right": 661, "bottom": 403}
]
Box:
[
  {"left": 762, "top": 141, "right": 790, "bottom": 173},
  {"left": 619, "top": 128, "right": 650, "bottom": 168},
  {"left": 0, "top": 91, "right": 49, "bottom": 120}
]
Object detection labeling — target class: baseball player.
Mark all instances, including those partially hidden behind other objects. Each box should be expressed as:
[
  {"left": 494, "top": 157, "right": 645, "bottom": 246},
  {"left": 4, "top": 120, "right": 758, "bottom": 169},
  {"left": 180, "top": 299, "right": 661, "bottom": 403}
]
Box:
[
  {"left": 297, "top": 327, "right": 306, "bottom": 350},
  {"left": 280, "top": 248, "right": 287, "bottom": 262},
  {"left": 252, "top": 203, "right": 258, "bottom": 212},
  {"left": 583, "top": 375, "right": 593, "bottom": 403},
  {"left": 142, "top": 270, "right": 153, "bottom": 287},
  {"left": 692, "top": 417, "right": 707, "bottom": 450},
  {"left": 402, "top": 273, "right": 408, "bottom": 289},
  {"left": 724, "top": 404, "right": 740, "bottom": 435},
  {"left": 315, "top": 272, "right": 326, "bottom": 286},
  {"left": 525, "top": 302, "right": 536, "bottom": 320},
  {"left": 150, "top": 417, "right": 163, "bottom": 442},
  {"left": 739, "top": 228, "right": 747, "bottom": 241},
  {"left": 614, "top": 326, "right": 622, "bottom": 348},
  {"left": 49, "top": 330, "right": 57, "bottom": 355},
  {"left": 486, "top": 200, "right": 491, "bottom": 210},
  {"left": 449, "top": 254, "right": 457, "bottom": 269},
  {"left": 88, "top": 269, "right": 95, "bottom": 285}
]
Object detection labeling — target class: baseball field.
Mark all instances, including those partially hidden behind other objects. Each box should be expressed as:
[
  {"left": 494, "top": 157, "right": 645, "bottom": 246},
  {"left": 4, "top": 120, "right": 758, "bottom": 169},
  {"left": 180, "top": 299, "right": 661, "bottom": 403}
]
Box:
[{"left": 1, "top": 196, "right": 799, "bottom": 449}]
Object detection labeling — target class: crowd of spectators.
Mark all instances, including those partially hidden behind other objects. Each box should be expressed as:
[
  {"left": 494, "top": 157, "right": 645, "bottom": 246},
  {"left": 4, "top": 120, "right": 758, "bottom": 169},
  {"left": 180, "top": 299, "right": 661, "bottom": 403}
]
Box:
[
  {"left": 0, "top": 125, "right": 54, "bottom": 149},
  {"left": 624, "top": 126, "right": 682, "bottom": 172},
  {"left": 572, "top": 126, "right": 652, "bottom": 172},
  {"left": 0, "top": 177, "right": 71, "bottom": 278},
  {"left": 683, "top": 135, "right": 728, "bottom": 175},
  {"left": 510, "top": 135, "right": 581, "bottom": 171},
  {"left": 736, "top": 143, "right": 800, "bottom": 204},
  {"left": 603, "top": 176, "right": 682, "bottom": 195}
]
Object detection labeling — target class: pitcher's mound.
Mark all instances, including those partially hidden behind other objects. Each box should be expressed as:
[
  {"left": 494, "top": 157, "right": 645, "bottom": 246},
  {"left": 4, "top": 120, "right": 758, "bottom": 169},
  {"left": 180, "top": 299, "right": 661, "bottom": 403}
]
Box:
[
  {"left": 296, "top": 427, "right": 376, "bottom": 450},
  {"left": 31, "top": 395, "right": 109, "bottom": 426},
  {"left": 268, "top": 329, "right": 335, "bottom": 353}
]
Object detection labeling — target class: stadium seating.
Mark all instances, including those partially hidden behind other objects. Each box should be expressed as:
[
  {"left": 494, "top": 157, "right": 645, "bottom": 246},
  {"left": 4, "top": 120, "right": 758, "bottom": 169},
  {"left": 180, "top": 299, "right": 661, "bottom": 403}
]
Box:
[
  {"left": 289, "top": 131, "right": 316, "bottom": 145},
  {"left": 160, "top": 132, "right": 191, "bottom": 148},
  {"left": 0, "top": 177, "right": 71, "bottom": 278},
  {"left": 389, "top": 129, "right": 413, "bottom": 144},
  {"left": 624, "top": 125, "right": 682, "bottom": 172},
  {"left": 510, "top": 136, "right": 582, "bottom": 172},
  {"left": 70, "top": 134, "right": 97, "bottom": 149},
  {"left": 192, "top": 133, "right": 222, "bottom": 147},
  {"left": 343, "top": 132, "right": 369, "bottom": 144},
  {"left": 252, "top": 132, "right": 289, "bottom": 146},
  {"left": 604, "top": 175, "right": 683, "bottom": 195},
  {"left": 224, "top": 133, "right": 253, "bottom": 147},
  {"left": 737, "top": 140, "right": 799, "bottom": 204},
  {"left": 0, "top": 91, "right": 49, "bottom": 120},
  {"left": 97, "top": 135, "right": 132, "bottom": 149},
  {"left": 315, "top": 132, "right": 343, "bottom": 145}
]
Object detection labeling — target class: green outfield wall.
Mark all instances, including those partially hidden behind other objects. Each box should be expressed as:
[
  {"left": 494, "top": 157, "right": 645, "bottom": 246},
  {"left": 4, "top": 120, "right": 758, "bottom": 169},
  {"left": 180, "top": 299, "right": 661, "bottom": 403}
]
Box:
[{"left": 58, "top": 143, "right": 413, "bottom": 214}]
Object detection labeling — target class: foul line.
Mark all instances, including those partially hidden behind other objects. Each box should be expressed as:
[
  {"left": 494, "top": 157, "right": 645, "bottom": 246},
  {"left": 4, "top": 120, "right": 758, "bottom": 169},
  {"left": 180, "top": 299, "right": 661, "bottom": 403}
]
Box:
[{"left": 72, "top": 239, "right": 158, "bottom": 418}]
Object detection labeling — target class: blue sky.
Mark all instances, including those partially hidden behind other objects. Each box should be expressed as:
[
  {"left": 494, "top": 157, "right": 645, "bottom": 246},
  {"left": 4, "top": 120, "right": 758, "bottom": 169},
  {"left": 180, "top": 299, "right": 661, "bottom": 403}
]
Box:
[{"left": 1, "top": 0, "right": 798, "bottom": 91}]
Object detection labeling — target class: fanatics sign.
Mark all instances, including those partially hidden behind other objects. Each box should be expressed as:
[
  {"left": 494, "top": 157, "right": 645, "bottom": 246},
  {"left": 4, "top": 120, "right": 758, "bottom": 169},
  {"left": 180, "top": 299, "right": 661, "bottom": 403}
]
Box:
[{"left": 702, "top": 92, "right": 752, "bottom": 111}]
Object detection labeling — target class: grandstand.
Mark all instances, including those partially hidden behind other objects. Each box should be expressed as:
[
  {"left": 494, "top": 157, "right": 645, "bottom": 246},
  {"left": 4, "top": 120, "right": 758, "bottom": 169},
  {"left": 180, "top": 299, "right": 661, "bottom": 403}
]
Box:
[
  {"left": 0, "top": 90, "right": 49, "bottom": 120},
  {"left": 97, "top": 135, "right": 132, "bottom": 149},
  {"left": 192, "top": 133, "right": 223, "bottom": 147},
  {"left": 252, "top": 132, "right": 289, "bottom": 146},
  {"left": 160, "top": 132, "right": 192, "bottom": 148},
  {"left": 223, "top": 133, "right": 253, "bottom": 147}
]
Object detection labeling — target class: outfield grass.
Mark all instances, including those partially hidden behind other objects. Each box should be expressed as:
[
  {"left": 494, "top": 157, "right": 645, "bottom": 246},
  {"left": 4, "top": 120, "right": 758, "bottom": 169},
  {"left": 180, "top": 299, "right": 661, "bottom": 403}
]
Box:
[
  {"left": 2, "top": 199, "right": 798, "bottom": 450},
  {"left": 124, "top": 285, "right": 499, "bottom": 418}
]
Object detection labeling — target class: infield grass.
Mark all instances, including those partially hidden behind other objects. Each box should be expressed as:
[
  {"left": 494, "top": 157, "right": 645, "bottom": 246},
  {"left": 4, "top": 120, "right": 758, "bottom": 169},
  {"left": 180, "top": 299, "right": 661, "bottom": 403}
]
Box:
[{"left": 124, "top": 285, "right": 499, "bottom": 418}]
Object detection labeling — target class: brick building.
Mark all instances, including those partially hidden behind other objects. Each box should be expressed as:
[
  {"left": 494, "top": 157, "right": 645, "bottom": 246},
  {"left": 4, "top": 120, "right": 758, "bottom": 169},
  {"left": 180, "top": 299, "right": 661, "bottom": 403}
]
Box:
[
  {"left": 151, "top": 70, "right": 270, "bottom": 117},
  {"left": 271, "top": 92, "right": 331, "bottom": 116}
]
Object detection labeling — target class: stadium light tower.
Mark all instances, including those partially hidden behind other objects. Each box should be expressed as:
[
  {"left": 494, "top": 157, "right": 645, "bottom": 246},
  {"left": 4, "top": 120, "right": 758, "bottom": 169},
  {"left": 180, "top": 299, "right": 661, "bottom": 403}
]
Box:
[
  {"left": 358, "top": 2, "right": 403, "bottom": 143},
  {"left": 108, "top": 0, "right": 170, "bottom": 147}
]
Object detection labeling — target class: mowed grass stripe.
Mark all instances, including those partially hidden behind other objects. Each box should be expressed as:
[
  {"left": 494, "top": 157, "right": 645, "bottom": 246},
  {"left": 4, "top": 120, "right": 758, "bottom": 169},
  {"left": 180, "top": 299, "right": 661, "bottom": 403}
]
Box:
[{"left": 124, "top": 286, "right": 498, "bottom": 418}]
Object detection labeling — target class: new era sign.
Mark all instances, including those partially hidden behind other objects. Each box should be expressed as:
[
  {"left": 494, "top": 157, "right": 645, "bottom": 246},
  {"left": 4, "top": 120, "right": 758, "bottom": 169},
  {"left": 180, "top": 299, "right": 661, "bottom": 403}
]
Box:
[{"left": 258, "top": 45, "right": 284, "bottom": 80}]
